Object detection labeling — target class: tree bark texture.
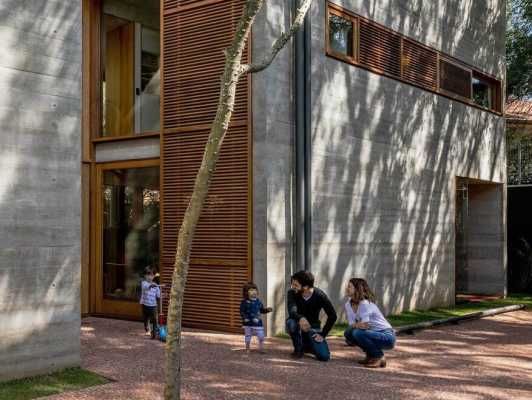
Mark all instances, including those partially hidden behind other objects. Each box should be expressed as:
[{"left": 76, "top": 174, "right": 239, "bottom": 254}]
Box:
[{"left": 164, "top": 1, "right": 313, "bottom": 399}]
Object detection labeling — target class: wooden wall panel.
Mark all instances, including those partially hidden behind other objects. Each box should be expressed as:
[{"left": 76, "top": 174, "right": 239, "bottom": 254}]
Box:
[
  {"left": 359, "top": 19, "right": 401, "bottom": 77},
  {"left": 161, "top": 0, "right": 251, "bottom": 332},
  {"left": 402, "top": 39, "right": 438, "bottom": 90}
]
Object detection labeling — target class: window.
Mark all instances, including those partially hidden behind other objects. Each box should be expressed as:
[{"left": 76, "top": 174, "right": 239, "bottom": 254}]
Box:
[
  {"left": 327, "top": 10, "right": 356, "bottom": 59},
  {"left": 100, "top": 0, "right": 160, "bottom": 137},
  {"left": 472, "top": 72, "right": 501, "bottom": 111},
  {"left": 439, "top": 60, "right": 472, "bottom": 99},
  {"left": 325, "top": 3, "right": 503, "bottom": 114},
  {"left": 472, "top": 77, "right": 492, "bottom": 109}
]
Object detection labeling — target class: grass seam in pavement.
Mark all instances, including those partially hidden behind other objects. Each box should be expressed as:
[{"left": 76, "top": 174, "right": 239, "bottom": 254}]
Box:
[{"left": 276, "top": 294, "right": 532, "bottom": 339}]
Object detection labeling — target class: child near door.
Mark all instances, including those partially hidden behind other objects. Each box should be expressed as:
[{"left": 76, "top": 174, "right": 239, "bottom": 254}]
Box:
[{"left": 140, "top": 266, "right": 161, "bottom": 339}]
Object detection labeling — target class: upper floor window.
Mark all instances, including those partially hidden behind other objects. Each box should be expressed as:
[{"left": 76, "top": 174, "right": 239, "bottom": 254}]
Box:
[
  {"left": 439, "top": 59, "right": 472, "bottom": 99},
  {"left": 328, "top": 10, "right": 356, "bottom": 60},
  {"left": 100, "top": 0, "right": 160, "bottom": 138},
  {"left": 325, "top": 2, "right": 503, "bottom": 115}
]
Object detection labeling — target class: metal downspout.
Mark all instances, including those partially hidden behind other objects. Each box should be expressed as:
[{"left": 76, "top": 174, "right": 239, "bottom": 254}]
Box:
[{"left": 294, "top": 0, "right": 311, "bottom": 272}]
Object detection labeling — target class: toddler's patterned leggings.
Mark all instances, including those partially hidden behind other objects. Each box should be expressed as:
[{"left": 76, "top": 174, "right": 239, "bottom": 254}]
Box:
[{"left": 244, "top": 326, "right": 265, "bottom": 346}]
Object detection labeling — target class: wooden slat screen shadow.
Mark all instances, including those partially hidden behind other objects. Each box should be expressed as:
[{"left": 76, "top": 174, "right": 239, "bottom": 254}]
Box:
[{"left": 161, "top": 0, "right": 251, "bottom": 332}]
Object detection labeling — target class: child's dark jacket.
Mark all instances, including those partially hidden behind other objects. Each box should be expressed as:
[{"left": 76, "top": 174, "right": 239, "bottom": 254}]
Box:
[{"left": 240, "top": 298, "right": 269, "bottom": 327}]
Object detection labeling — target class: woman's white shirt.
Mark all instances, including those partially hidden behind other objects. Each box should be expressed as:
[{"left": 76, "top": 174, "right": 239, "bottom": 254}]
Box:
[{"left": 344, "top": 299, "right": 392, "bottom": 331}]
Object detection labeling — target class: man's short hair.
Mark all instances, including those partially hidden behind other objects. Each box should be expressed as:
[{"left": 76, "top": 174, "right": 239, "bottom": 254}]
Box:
[{"left": 291, "top": 270, "right": 314, "bottom": 288}]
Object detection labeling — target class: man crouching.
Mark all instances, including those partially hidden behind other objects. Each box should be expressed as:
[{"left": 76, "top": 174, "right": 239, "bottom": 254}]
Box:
[{"left": 286, "top": 271, "right": 337, "bottom": 361}]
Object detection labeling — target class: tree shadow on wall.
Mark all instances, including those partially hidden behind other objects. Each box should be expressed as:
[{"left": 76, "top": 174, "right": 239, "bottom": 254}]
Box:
[
  {"left": 259, "top": 0, "right": 506, "bottom": 330},
  {"left": 0, "top": 0, "right": 83, "bottom": 379}
]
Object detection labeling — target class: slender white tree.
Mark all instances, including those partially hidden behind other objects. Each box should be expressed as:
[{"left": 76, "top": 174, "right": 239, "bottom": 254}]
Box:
[{"left": 164, "top": 1, "right": 313, "bottom": 399}]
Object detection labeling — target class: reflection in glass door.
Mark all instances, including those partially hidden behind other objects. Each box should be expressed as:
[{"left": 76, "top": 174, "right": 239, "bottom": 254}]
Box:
[{"left": 96, "top": 161, "right": 160, "bottom": 317}]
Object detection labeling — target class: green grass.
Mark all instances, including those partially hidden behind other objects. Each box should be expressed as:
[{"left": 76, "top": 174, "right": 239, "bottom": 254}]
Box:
[
  {"left": 328, "top": 293, "right": 532, "bottom": 337},
  {"left": 0, "top": 368, "right": 108, "bottom": 400},
  {"left": 275, "top": 294, "right": 532, "bottom": 339}
]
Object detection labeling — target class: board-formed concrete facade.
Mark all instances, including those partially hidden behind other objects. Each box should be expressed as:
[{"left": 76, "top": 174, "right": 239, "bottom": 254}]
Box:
[
  {"left": 0, "top": 0, "right": 82, "bottom": 381},
  {"left": 253, "top": 0, "right": 506, "bottom": 333},
  {"left": 0, "top": 0, "right": 507, "bottom": 379}
]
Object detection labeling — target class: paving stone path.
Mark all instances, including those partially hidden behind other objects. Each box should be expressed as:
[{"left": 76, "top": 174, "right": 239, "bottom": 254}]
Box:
[{"left": 49, "top": 311, "right": 532, "bottom": 400}]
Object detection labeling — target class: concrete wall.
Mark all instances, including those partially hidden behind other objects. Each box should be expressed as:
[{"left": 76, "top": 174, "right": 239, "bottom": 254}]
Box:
[
  {"left": 463, "top": 183, "right": 506, "bottom": 294},
  {"left": 95, "top": 137, "right": 160, "bottom": 162},
  {"left": 309, "top": 0, "right": 506, "bottom": 316},
  {"left": 0, "top": 0, "right": 82, "bottom": 381},
  {"left": 252, "top": 1, "right": 295, "bottom": 334}
]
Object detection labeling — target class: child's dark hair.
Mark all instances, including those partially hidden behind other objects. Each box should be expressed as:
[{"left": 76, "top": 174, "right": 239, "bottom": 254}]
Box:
[
  {"left": 144, "top": 266, "right": 154, "bottom": 277},
  {"left": 242, "top": 282, "right": 258, "bottom": 299},
  {"left": 291, "top": 270, "right": 315, "bottom": 288}
]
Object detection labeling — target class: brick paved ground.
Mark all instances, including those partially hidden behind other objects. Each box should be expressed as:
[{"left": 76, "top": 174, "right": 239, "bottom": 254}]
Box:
[{"left": 49, "top": 311, "right": 532, "bottom": 400}]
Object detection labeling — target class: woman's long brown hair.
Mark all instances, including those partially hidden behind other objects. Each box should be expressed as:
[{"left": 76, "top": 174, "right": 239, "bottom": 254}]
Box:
[{"left": 349, "top": 278, "right": 376, "bottom": 305}]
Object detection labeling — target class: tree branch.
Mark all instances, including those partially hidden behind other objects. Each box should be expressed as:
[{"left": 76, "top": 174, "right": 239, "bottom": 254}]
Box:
[{"left": 240, "top": 0, "right": 312, "bottom": 75}]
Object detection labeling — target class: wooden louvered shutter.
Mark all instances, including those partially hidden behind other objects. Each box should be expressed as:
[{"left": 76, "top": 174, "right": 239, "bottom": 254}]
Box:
[
  {"left": 439, "top": 59, "right": 472, "bottom": 99},
  {"left": 401, "top": 39, "right": 438, "bottom": 90},
  {"left": 359, "top": 19, "right": 401, "bottom": 76},
  {"left": 161, "top": 0, "right": 251, "bottom": 332}
]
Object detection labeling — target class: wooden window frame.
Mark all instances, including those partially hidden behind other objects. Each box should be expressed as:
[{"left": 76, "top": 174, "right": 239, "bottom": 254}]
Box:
[
  {"left": 93, "top": 158, "right": 161, "bottom": 319},
  {"left": 326, "top": 6, "right": 358, "bottom": 64},
  {"left": 85, "top": 0, "right": 162, "bottom": 143},
  {"left": 472, "top": 71, "right": 503, "bottom": 113},
  {"left": 439, "top": 57, "right": 473, "bottom": 103},
  {"left": 325, "top": 1, "right": 504, "bottom": 116}
]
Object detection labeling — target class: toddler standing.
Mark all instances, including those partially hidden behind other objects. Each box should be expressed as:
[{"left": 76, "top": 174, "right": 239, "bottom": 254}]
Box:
[{"left": 240, "top": 282, "right": 272, "bottom": 352}]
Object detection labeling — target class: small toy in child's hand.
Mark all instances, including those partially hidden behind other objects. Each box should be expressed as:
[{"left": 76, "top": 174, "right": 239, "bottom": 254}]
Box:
[{"left": 240, "top": 282, "right": 273, "bottom": 353}]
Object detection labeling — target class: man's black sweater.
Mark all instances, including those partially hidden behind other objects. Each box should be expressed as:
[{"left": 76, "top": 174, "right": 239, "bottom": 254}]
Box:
[{"left": 287, "top": 288, "right": 337, "bottom": 338}]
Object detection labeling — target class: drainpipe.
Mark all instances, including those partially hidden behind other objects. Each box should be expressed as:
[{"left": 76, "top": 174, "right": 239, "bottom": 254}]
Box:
[{"left": 294, "top": 0, "right": 311, "bottom": 272}]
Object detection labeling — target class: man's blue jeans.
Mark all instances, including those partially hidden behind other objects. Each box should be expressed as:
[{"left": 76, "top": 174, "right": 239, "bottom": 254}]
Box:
[
  {"left": 344, "top": 327, "right": 395, "bottom": 358},
  {"left": 286, "top": 319, "right": 331, "bottom": 361}
]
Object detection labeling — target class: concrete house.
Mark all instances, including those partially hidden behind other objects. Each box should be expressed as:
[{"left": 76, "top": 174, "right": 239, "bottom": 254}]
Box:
[{"left": 0, "top": 0, "right": 506, "bottom": 380}]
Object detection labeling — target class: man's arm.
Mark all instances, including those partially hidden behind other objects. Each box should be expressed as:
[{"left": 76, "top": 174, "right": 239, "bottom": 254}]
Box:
[
  {"left": 319, "top": 291, "right": 337, "bottom": 338},
  {"left": 287, "top": 289, "right": 302, "bottom": 321}
]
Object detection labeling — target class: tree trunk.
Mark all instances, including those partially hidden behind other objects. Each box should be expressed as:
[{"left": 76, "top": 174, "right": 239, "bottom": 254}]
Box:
[{"left": 164, "top": 1, "right": 313, "bottom": 399}]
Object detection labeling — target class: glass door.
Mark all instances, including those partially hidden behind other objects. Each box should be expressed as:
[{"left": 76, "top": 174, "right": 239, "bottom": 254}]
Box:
[{"left": 95, "top": 160, "right": 160, "bottom": 317}]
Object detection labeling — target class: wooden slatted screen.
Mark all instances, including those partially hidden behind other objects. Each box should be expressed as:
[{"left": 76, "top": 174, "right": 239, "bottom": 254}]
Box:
[
  {"left": 359, "top": 19, "right": 401, "bottom": 77},
  {"left": 161, "top": 0, "right": 251, "bottom": 332},
  {"left": 401, "top": 39, "right": 438, "bottom": 90}
]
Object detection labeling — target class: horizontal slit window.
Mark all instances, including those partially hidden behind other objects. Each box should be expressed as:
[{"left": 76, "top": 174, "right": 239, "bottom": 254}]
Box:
[{"left": 325, "top": 3, "right": 503, "bottom": 115}]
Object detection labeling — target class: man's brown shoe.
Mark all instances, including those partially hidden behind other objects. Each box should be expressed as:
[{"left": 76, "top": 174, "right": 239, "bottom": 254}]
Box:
[{"left": 364, "top": 356, "right": 386, "bottom": 368}]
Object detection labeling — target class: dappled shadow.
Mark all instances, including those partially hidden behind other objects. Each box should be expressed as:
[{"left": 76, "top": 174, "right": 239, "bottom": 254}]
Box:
[
  {"left": 70, "top": 315, "right": 532, "bottom": 400},
  {"left": 252, "top": 0, "right": 506, "bottom": 335},
  {"left": 0, "top": 0, "right": 82, "bottom": 381}
]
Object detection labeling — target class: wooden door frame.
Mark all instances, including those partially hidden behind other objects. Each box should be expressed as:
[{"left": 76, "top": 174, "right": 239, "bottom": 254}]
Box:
[
  {"left": 93, "top": 158, "right": 161, "bottom": 319},
  {"left": 82, "top": 0, "right": 163, "bottom": 317}
]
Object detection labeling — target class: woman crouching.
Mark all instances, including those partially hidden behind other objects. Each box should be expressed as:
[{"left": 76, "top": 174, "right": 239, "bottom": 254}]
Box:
[{"left": 344, "top": 278, "right": 396, "bottom": 368}]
